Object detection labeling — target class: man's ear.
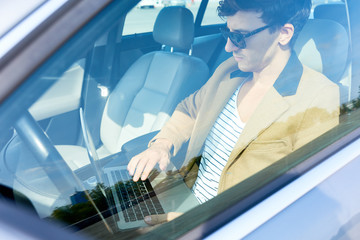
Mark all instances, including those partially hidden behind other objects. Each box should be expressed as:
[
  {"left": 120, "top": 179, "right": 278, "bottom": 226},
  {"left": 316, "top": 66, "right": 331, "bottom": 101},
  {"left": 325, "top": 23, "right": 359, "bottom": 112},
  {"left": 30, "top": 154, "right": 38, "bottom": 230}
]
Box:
[{"left": 279, "top": 23, "right": 294, "bottom": 46}]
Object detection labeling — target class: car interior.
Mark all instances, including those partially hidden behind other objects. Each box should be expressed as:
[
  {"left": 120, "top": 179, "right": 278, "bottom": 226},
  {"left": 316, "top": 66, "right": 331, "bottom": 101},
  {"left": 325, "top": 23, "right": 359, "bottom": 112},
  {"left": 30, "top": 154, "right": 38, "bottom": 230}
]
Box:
[
  {"left": 0, "top": 0, "right": 357, "bottom": 237},
  {"left": 55, "top": 6, "right": 210, "bottom": 171},
  {"left": 31, "top": 1, "right": 351, "bottom": 171}
]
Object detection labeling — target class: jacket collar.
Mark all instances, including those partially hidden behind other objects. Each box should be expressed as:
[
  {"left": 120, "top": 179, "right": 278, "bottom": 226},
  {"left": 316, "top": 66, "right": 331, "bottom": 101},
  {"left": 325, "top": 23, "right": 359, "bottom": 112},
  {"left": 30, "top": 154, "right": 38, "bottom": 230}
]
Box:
[{"left": 230, "top": 52, "right": 303, "bottom": 97}]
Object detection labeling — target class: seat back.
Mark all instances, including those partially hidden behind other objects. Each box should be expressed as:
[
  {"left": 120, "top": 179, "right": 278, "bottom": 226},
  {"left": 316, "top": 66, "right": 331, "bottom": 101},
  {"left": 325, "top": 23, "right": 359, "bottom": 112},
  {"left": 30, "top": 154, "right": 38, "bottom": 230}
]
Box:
[
  {"left": 294, "top": 18, "right": 349, "bottom": 86},
  {"left": 100, "top": 7, "right": 209, "bottom": 154}
]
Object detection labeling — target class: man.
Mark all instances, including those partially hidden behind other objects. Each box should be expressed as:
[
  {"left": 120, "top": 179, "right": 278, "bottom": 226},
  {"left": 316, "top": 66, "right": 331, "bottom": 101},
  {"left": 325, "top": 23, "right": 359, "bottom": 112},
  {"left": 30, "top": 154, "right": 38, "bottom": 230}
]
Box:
[{"left": 128, "top": 0, "right": 339, "bottom": 224}]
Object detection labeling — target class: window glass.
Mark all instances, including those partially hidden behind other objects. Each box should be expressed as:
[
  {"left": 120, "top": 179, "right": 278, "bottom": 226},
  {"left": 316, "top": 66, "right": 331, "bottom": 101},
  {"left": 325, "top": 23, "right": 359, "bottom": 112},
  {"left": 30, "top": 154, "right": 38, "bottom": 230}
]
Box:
[
  {"left": 201, "top": 0, "right": 225, "bottom": 26},
  {"left": 123, "top": 0, "right": 202, "bottom": 35},
  {"left": 201, "top": 0, "right": 344, "bottom": 26},
  {"left": 311, "top": 0, "right": 345, "bottom": 18},
  {"left": 0, "top": 0, "right": 359, "bottom": 239}
]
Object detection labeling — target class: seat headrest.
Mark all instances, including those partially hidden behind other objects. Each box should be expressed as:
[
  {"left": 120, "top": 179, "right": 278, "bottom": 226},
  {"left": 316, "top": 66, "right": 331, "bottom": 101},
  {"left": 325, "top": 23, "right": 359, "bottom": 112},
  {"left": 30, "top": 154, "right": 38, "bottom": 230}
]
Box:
[
  {"left": 294, "top": 18, "right": 349, "bottom": 84},
  {"left": 314, "top": 3, "right": 348, "bottom": 31},
  {"left": 153, "top": 6, "right": 194, "bottom": 50}
]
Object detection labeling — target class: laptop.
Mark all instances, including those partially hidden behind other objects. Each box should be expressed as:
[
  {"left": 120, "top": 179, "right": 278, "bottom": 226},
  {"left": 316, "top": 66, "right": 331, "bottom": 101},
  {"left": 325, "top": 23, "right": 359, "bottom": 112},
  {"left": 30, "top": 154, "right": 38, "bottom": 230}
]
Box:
[{"left": 79, "top": 108, "right": 199, "bottom": 230}]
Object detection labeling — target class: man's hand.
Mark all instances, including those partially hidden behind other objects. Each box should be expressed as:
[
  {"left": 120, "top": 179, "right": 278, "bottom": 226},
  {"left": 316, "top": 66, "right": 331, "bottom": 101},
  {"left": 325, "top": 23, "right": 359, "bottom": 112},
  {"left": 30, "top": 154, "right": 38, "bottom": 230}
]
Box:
[
  {"left": 144, "top": 212, "right": 183, "bottom": 225},
  {"left": 127, "top": 139, "right": 173, "bottom": 181}
]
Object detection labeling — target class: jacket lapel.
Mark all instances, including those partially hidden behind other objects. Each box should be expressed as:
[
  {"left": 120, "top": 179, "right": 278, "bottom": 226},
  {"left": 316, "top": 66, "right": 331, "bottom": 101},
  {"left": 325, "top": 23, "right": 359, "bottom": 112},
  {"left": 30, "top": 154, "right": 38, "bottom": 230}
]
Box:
[
  {"left": 227, "top": 87, "right": 290, "bottom": 165},
  {"left": 185, "top": 52, "right": 302, "bottom": 167},
  {"left": 185, "top": 75, "right": 247, "bottom": 162}
]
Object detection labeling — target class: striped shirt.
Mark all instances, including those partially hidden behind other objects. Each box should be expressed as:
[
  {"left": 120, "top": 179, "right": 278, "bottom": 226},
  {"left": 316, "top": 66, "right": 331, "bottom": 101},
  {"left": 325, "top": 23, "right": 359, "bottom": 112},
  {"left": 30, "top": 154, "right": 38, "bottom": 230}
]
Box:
[{"left": 192, "top": 85, "right": 245, "bottom": 204}]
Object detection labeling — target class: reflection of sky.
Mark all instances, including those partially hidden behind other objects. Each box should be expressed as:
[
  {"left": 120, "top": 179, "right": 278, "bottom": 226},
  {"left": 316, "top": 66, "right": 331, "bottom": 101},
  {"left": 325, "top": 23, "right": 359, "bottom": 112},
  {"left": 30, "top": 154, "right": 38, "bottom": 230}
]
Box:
[
  {"left": 123, "top": 1, "right": 221, "bottom": 35},
  {"left": 2, "top": 136, "right": 78, "bottom": 217},
  {"left": 16, "top": 167, "right": 60, "bottom": 197}
]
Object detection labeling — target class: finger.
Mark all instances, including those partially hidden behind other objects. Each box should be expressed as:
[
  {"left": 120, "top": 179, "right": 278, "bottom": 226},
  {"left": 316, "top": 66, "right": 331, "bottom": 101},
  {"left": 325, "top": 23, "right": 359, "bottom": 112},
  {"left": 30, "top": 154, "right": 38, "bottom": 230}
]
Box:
[
  {"left": 144, "top": 214, "right": 167, "bottom": 225},
  {"left": 127, "top": 155, "right": 141, "bottom": 176},
  {"left": 141, "top": 160, "right": 157, "bottom": 181},
  {"left": 132, "top": 158, "right": 149, "bottom": 182},
  {"left": 158, "top": 156, "right": 169, "bottom": 171},
  {"left": 144, "top": 212, "right": 183, "bottom": 225},
  {"left": 167, "top": 212, "right": 183, "bottom": 221}
]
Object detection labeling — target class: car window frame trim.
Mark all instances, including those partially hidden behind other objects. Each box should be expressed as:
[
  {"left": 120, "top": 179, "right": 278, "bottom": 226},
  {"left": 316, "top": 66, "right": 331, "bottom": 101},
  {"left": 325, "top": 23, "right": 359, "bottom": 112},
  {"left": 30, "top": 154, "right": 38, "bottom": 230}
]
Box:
[
  {"left": 0, "top": 0, "right": 69, "bottom": 59},
  {"left": 0, "top": 0, "right": 113, "bottom": 104}
]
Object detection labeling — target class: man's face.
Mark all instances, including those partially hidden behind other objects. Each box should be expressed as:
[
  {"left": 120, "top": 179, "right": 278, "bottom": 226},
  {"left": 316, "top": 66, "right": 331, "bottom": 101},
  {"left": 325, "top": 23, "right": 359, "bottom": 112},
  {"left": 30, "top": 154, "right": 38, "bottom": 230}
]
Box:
[{"left": 225, "top": 10, "right": 281, "bottom": 73}]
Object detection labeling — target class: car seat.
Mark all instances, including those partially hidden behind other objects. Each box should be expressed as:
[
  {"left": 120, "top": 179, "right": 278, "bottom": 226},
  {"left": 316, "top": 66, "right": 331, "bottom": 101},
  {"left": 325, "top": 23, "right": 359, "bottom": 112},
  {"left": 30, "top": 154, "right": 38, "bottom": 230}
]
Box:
[
  {"left": 314, "top": 3, "right": 348, "bottom": 32},
  {"left": 57, "top": 6, "right": 209, "bottom": 170},
  {"left": 294, "top": 18, "right": 349, "bottom": 103}
]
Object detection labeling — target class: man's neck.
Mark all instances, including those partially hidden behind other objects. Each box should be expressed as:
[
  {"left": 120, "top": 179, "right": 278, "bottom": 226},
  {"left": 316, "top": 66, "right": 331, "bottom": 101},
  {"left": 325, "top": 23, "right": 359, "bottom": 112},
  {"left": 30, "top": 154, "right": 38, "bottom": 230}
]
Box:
[{"left": 252, "top": 50, "right": 292, "bottom": 87}]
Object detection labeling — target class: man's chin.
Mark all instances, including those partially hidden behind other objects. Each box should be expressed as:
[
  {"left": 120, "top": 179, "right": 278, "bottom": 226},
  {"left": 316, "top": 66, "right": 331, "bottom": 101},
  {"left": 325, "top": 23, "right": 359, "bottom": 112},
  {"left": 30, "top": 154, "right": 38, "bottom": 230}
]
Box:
[{"left": 237, "top": 62, "right": 250, "bottom": 72}]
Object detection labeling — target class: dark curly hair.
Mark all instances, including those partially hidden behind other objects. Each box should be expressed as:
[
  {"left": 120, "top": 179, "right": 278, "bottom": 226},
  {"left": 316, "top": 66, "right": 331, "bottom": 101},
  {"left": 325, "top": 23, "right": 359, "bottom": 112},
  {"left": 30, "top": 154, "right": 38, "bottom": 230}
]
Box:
[{"left": 217, "top": 0, "right": 312, "bottom": 47}]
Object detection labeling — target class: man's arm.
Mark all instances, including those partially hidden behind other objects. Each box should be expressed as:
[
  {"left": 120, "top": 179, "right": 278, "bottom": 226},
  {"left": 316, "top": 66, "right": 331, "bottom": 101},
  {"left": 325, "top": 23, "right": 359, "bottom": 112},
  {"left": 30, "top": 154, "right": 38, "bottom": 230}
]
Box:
[
  {"left": 127, "top": 56, "right": 238, "bottom": 181},
  {"left": 127, "top": 83, "right": 209, "bottom": 181}
]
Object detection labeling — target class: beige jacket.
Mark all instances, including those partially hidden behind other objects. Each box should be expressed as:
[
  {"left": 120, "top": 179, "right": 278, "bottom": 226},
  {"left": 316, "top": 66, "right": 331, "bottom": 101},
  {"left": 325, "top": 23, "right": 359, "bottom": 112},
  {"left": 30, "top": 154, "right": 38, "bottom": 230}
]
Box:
[{"left": 152, "top": 53, "right": 339, "bottom": 193}]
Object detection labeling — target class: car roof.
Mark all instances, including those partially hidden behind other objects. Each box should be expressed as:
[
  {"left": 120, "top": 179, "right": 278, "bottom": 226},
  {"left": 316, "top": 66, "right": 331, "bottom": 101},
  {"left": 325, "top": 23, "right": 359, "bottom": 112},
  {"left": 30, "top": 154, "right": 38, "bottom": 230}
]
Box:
[
  {"left": 0, "top": 0, "right": 46, "bottom": 37},
  {"left": 0, "top": 0, "right": 68, "bottom": 59}
]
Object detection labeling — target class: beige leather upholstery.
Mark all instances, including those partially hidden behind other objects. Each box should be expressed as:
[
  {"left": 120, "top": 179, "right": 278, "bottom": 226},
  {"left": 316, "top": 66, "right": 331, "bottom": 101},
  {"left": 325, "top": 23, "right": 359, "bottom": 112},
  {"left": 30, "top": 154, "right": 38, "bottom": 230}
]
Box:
[
  {"left": 58, "top": 7, "right": 209, "bottom": 170},
  {"left": 294, "top": 18, "right": 349, "bottom": 103}
]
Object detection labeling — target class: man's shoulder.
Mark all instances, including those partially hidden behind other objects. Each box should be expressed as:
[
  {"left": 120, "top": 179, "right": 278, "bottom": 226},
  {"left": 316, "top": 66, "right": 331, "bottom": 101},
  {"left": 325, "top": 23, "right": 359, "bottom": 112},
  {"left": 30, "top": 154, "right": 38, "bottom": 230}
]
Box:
[
  {"left": 300, "top": 65, "right": 339, "bottom": 90},
  {"left": 302, "top": 65, "right": 338, "bottom": 87}
]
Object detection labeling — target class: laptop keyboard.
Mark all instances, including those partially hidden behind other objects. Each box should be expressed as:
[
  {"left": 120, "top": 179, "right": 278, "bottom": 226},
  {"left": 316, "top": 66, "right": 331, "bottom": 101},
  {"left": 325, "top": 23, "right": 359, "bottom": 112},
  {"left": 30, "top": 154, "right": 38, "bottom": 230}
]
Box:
[{"left": 109, "top": 169, "right": 165, "bottom": 222}]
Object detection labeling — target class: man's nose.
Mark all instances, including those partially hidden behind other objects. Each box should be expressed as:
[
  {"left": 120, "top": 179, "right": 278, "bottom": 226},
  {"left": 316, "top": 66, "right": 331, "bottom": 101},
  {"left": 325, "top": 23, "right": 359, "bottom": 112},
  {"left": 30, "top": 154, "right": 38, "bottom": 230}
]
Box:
[{"left": 224, "top": 38, "right": 238, "bottom": 52}]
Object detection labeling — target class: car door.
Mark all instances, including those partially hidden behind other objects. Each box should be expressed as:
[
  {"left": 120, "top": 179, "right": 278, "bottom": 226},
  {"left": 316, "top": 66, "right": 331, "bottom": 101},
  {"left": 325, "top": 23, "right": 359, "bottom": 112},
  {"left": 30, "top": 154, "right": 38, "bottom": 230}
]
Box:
[{"left": 1, "top": 0, "right": 360, "bottom": 239}]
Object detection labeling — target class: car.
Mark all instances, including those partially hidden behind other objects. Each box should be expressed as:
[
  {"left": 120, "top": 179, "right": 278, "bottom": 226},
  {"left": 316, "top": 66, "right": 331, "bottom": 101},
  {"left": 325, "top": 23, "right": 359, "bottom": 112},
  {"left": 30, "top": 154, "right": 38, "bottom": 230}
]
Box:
[
  {"left": 163, "top": 0, "right": 187, "bottom": 7},
  {"left": 0, "top": 0, "right": 360, "bottom": 239},
  {"left": 138, "top": 0, "right": 160, "bottom": 8}
]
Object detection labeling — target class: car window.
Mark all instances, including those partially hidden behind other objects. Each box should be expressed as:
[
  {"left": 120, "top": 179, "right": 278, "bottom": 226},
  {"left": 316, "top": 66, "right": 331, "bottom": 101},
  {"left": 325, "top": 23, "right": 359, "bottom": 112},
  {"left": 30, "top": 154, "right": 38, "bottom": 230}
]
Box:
[
  {"left": 201, "top": 0, "right": 226, "bottom": 26},
  {"left": 0, "top": 0, "right": 359, "bottom": 239},
  {"left": 201, "top": 0, "right": 344, "bottom": 26},
  {"left": 123, "top": 0, "right": 202, "bottom": 35}
]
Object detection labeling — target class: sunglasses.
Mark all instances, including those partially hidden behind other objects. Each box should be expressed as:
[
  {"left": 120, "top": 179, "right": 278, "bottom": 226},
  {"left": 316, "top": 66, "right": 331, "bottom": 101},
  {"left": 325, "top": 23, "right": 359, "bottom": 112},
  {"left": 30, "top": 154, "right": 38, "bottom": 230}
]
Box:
[{"left": 220, "top": 25, "right": 271, "bottom": 49}]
